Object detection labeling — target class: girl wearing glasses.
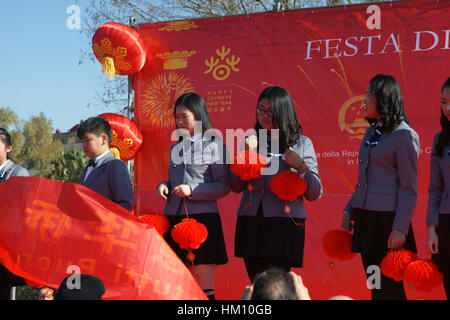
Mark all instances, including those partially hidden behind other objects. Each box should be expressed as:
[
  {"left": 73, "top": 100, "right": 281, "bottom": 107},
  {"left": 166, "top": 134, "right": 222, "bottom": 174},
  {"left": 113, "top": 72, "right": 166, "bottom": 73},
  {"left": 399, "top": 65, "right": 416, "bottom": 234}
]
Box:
[
  {"left": 427, "top": 77, "right": 450, "bottom": 299},
  {"left": 230, "top": 86, "right": 323, "bottom": 282}
]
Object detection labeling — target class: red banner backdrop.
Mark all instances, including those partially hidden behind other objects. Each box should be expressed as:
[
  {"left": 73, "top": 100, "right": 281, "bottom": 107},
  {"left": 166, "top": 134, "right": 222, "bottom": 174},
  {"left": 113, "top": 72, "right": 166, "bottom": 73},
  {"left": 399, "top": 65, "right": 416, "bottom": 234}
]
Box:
[
  {"left": 0, "top": 177, "right": 206, "bottom": 300},
  {"left": 133, "top": 0, "right": 450, "bottom": 299}
]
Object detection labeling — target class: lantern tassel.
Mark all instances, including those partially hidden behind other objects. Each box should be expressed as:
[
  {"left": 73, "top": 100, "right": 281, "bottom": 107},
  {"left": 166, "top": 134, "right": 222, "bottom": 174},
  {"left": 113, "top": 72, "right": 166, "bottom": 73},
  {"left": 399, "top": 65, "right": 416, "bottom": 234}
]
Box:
[
  {"left": 110, "top": 147, "right": 121, "bottom": 159},
  {"left": 102, "top": 56, "right": 116, "bottom": 80}
]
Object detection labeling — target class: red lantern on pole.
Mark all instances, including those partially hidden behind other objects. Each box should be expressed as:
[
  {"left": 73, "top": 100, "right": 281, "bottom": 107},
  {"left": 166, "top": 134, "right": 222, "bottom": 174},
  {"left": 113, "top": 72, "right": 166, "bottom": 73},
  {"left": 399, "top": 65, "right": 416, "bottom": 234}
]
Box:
[
  {"left": 92, "top": 22, "right": 147, "bottom": 79},
  {"left": 98, "top": 113, "right": 143, "bottom": 161}
]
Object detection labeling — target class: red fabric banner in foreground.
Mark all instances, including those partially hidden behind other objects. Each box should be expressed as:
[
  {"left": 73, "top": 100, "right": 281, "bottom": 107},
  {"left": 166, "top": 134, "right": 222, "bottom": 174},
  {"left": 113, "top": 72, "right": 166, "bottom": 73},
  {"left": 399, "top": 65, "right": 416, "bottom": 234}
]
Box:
[{"left": 0, "top": 177, "right": 206, "bottom": 300}]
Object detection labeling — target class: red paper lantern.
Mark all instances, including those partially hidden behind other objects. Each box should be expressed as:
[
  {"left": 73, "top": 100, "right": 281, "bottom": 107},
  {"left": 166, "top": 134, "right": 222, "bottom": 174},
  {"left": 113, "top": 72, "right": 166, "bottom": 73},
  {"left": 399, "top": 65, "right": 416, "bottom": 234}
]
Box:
[
  {"left": 92, "top": 22, "right": 147, "bottom": 79},
  {"left": 322, "top": 229, "right": 356, "bottom": 262},
  {"left": 404, "top": 259, "right": 443, "bottom": 292},
  {"left": 171, "top": 218, "right": 208, "bottom": 262},
  {"left": 380, "top": 248, "right": 418, "bottom": 281},
  {"left": 138, "top": 213, "right": 170, "bottom": 236},
  {"left": 230, "top": 150, "right": 267, "bottom": 181},
  {"left": 98, "top": 113, "right": 143, "bottom": 161},
  {"left": 270, "top": 170, "right": 307, "bottom": 201}
]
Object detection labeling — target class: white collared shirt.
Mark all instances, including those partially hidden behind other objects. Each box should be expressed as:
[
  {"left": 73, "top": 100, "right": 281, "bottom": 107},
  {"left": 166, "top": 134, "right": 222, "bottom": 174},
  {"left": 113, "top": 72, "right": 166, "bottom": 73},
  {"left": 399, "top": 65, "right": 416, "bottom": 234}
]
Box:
[
  {"left": 84, "top": 151, "right": 110, "bottom": 183},
  {"left": 0, "top": 159, "right": 11, "bottom": 178}
]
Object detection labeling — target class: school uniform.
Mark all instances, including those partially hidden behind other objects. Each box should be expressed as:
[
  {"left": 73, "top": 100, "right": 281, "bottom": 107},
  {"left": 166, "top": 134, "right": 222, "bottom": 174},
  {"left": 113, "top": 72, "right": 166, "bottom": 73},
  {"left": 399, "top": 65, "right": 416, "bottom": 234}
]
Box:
[
  {"left": 231, "top": 134, "right": 322, "bottom": 281},
  {"left": 426, "top": 132, "right": 450, "bottom": 299},
  {"left": 344, "top": 121, "right": 420, "bottom": 300},
  {"left": 79, "top": 151, "right": 134, "bottom": 212},
  {"left": 160, "top": 135, "right": 231, "bottom": 266},
  {"left": 0, "top": 159, "right": 29, "bottom": 299}
]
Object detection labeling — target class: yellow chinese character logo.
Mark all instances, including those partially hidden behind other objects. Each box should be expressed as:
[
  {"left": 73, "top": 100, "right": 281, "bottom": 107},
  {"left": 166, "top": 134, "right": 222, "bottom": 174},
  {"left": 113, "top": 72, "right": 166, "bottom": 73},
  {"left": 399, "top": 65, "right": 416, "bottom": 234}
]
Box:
[{"left": 204, "top": 46, "right": 240, "bottom": 81}]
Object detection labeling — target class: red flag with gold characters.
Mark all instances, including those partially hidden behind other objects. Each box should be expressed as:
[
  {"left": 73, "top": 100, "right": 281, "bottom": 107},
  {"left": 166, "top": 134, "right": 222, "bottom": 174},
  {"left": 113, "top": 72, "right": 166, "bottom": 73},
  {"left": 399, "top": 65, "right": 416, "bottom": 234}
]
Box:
[{"left": 0, "top": 176, "right": 206, "bottom": 300}]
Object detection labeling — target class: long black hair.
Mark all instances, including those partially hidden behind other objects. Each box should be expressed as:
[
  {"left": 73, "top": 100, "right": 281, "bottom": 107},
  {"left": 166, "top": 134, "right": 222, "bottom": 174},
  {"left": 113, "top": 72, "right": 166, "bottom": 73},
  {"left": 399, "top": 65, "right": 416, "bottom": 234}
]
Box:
[
  {"left": 254, "top": 86, "right": 302, "bottom": 152},
  {"left": 0, "top": 128, "right": 12, "bottom": 160},
  {"left": 367, "top": 74, "right": 409, "bottom": 131},
  {"left": 435, "top": 77, "right": 450, "bottom": 158},
  {"left": 174, "top": 92, "right": 212, "bottom": 134}
]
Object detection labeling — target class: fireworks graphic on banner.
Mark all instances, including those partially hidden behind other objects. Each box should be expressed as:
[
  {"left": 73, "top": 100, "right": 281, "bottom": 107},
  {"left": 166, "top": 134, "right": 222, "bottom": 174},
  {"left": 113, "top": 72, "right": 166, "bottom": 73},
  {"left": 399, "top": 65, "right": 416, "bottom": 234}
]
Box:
[{"left": 140, "top": 71, "right": 195, "bottom": 128}]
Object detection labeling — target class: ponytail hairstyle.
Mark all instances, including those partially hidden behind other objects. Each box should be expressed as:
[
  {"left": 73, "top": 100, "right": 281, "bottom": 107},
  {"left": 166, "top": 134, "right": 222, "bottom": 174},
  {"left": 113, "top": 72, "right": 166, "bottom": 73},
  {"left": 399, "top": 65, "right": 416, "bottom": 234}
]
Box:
[
  {"left": 435, "top": 77, "right": 450, "bottom": 158},
  {"left": 0, "top": 128, "right": 12, "bottom": 160}
]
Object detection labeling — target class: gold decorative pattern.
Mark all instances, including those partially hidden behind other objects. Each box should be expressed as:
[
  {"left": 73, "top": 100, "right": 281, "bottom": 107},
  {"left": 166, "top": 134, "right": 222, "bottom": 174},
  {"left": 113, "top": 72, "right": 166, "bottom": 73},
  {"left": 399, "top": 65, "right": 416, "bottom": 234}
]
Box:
[
  {"left": 140, "top": 72, "right": 195, "bottom": 128},
  {"left": 338, "top": 95, "right": 369, "bottom": 140},
  {"left": 204, "top": 46, "right": 240, "bottom": 81},
  {"left": 93, "top": 37, "right": 131, "bottom": 72},
  {"left": 111, "top": 129, "right": 135, "bottom": 160},
  {"left": 158, "top": 21, "right": 198, "bottom": 32},
  {"left": 157, "top": 50, "right": 196, "bottom": 70}
]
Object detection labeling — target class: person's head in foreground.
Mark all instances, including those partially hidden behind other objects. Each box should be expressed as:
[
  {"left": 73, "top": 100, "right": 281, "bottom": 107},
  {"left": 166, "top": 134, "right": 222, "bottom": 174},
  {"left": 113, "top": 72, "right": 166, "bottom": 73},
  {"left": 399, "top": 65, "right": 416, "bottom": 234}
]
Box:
[{"left": 54, "top": 274, "right": 105, "bottom": 300}]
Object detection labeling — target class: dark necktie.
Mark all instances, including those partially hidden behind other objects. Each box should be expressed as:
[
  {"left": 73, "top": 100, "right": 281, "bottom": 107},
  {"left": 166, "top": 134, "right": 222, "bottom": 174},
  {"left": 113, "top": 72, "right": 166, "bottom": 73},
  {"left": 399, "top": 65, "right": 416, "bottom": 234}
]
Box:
[
  {"left": 88, "top": 159, "right": 96, "bottom": 168},
  {"left": 365, "top": 123, "right": 383, "bottom": 147}
]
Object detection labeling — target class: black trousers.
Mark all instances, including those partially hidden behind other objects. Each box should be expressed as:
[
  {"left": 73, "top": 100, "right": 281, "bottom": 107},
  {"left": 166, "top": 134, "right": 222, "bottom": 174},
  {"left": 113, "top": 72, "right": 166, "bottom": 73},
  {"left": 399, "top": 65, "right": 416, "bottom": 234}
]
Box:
[
  {"left": 361, "top": 251, "right": 407, "bottom": 300},
  {"left": 244, "top": 257, "right": 292, "bottom": 283}
]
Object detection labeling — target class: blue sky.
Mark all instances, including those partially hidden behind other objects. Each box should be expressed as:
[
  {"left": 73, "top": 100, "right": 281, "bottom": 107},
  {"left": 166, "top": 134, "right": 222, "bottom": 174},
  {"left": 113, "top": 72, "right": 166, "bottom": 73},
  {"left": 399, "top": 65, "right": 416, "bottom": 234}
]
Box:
[{"left": 0, "top": 0, "right": 114, "bottom": 132}]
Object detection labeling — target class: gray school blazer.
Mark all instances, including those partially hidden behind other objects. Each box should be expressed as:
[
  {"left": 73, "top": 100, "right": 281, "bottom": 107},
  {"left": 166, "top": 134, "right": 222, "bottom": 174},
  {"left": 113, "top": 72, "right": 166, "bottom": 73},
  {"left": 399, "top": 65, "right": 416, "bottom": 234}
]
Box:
[
  {"left": 426, "top": 132, "right": 450, "bottom": 227},
  {"left": 0, "top": 160, "right": 29, "bottom": 183},
  {"left": 343, "top": 121, "right": 420, "bottom": 235},
  {"left": 230, "top": 134, "right": 323, "bottom": 219},
  {"left": 79, "top": 151, "right": 134, "bottom": 212},
  {"left": 160, "top": 137, "right": 231, "bottom": 215}
]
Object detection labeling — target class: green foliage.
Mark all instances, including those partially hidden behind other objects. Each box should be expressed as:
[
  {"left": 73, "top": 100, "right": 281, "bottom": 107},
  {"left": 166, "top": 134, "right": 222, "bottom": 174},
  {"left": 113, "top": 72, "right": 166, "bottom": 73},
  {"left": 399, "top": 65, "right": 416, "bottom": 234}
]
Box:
[
  {"left": 0, "top": 108, "right": 63, "bottom": 177},
  {"left": 16, "top": 286, "right": 40, "bottom": 300},
  {"left": 48, "top": 149, "right": 89, "bottom": 183}
]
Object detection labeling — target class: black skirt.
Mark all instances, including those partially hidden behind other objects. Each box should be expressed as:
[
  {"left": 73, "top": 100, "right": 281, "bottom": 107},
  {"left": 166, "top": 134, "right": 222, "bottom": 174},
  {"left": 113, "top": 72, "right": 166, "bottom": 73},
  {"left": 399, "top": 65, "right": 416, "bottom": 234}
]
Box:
[
  {"left": 164, "top": 213, "right": 228, "bottom": 266},
  {"left": 432, "top": 214, "right": 450, "bottom": 274},
  {"left": 234, "top": 204, "right": 306, "bottom": 268},
  {"left": 351, "top": 208, "right": 417, "bottom": 254}
]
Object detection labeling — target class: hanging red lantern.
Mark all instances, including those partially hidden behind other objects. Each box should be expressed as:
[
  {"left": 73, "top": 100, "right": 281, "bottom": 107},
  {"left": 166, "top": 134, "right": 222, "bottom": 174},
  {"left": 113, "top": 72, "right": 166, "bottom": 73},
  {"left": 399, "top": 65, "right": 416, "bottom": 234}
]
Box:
[
  {"left": 380, "top": 248, "right": 418, "bottom": 282},
  {"left": 231, "top": 150, "right": 267, "bottom": 182},
  {"left": 322, "top": 229, "right": 356, "bottom": 262},
  {"left": 270, "top": 170, "right": 307, "bottom": 224},
  {"left": 98, "top": 113, "right": 143, "bottom": 161},
  {"left": 171, "top": 218, "right": 208, "bottom": 263},
  {"left": 231, "top": 150, "right": 267, "bottom": 210},
  {"left": 92, "top": 22, "right": 148, "bottom": 79},
  {"left": 404, "top": 259, "right": 443, "bottom": 292},
  {"left": 138, "top": 213, "right": 170, "bottom": 236}
]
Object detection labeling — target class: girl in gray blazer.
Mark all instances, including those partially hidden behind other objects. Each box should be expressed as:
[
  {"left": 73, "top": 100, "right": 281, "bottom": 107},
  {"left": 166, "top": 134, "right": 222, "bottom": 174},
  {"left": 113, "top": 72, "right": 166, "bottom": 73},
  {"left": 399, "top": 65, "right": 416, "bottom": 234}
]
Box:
[
  {"left": 156, "top": 93, "right": 230, "bottom": 300},
  {"left": 427, "top": 77, "right": 450, "bottom": 299},
  {"left": 342, "top": 74, "right": 420, "bottom": 300},
  {"left": 0, "top": 128, "right": 29, "bottom": 300},
  {"left": 230, "top": 86, "right": 323, "bottom": 282}
]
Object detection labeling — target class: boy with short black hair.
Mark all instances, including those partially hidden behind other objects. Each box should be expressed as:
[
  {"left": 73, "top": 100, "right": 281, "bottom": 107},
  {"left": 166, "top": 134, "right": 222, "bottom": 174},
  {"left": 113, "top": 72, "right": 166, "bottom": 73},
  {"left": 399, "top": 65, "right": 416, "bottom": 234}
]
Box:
[{"left": 78, "top": 117, "right": 134, "bottom": 212}]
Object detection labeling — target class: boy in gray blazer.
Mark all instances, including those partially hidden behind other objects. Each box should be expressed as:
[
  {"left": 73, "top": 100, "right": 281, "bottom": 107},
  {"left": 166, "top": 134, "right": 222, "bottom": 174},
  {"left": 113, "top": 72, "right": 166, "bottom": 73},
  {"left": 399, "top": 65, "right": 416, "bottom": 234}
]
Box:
[{"left": 78, "top": 117, "right": 134, "bottom": 212}]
